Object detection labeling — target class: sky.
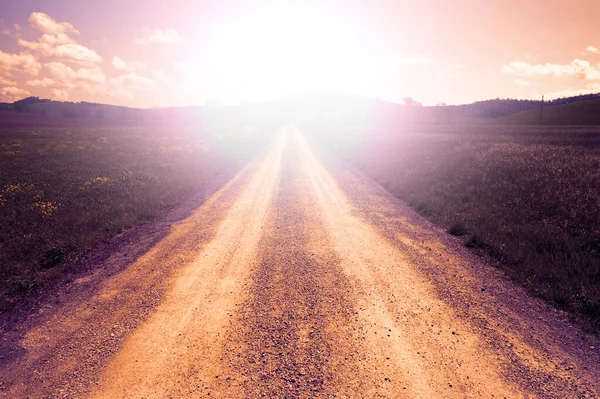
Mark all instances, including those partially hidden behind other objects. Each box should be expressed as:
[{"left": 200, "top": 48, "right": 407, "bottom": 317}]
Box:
[{"left": 1, "top": 0, "right": 600, "bottom": 107}]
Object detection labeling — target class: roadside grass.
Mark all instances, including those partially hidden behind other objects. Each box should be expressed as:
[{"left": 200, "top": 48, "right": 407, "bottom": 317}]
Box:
[
  {"left": 318, "top": 124, "right": 600, "bottom": 332},
  {"left": 0, "top": 126, "right": 263, "bottom": 310}
]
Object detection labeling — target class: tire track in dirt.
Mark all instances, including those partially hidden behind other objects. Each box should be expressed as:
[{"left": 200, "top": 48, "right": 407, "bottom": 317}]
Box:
[
  {"left": 88, "top": 134, "right": 286, "bottom": 398},
  {"left": 214, "top": 136, "right": 368, "bottom": 398},
  {"left": 294, "top": 130, "right": 529, "bottom": 398}
]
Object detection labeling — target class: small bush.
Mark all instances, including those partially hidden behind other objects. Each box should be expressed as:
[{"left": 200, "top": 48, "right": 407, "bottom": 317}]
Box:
[
  {"left": 465, "top": 235, "right": 486, "bottom": 249},
  {"left": 580, "top": 300, "right": 600, "bottom": 318},
  {"left": 39, "top": 246, "right": 71, "bottom": 269},
  {"left": 448, "top": 222, "right": 468, "bottom": 236}
]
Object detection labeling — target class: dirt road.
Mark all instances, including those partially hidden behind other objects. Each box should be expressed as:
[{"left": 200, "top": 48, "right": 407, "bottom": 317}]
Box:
[{"left": 1, "top": 128, "right": 599, "bottom": 398}]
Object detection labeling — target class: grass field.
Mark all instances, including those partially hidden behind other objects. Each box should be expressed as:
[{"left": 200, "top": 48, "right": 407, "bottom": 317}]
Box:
[
  {"left": 314, "top": 123, "right": 600, "bottom": 332},
  {"left": 0, "top": 125, "right": 265, "bottom": 310}
]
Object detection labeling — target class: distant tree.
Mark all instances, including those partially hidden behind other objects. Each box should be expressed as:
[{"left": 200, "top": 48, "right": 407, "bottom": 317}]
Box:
[
  {"left": 13, "top": 97, "right": 42, "bottom": 113},
  {"left": 403, "top": 97, "right": 422, "bottom": 106}
]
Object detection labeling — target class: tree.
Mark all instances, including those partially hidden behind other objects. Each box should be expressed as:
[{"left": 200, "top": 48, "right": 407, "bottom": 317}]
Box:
[{"left": 403, "top": 97, "right": 422, "bottom": 106}]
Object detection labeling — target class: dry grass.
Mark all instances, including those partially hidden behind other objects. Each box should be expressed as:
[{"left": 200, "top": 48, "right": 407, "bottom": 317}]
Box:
[
  {"left": 0, "top": 126, "right": 264, "bottom": 310},
  {"left": 316, "top": 124, "right": 600, "bottom": 332}
]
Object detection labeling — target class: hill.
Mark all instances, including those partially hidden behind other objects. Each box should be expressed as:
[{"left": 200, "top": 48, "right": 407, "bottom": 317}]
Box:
[
  {"left": 3, "top": 92, "right": 600, "bottom": 128},
  {"left": 493, "top": 98, "right": 600, "bottom": 125}
]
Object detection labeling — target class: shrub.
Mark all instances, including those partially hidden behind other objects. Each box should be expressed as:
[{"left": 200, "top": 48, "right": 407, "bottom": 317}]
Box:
[{"left": 448, "top": 222, "right": 469, "bottom": 237}]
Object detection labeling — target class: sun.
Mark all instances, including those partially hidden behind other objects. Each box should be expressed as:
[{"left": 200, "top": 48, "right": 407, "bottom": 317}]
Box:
[{"left": 198, "top": 4, "right": 384, "bottom": 103}]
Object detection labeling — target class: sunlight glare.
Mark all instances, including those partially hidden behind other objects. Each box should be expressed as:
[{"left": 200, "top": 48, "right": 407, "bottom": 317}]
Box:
[{"left": 199, "top": 4, "right": 384, "bottom": 103}]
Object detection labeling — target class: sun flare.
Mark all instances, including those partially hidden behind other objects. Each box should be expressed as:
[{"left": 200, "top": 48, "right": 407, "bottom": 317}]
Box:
[{"left": 198, "top": 4, "right": 384, "bottom": 103}]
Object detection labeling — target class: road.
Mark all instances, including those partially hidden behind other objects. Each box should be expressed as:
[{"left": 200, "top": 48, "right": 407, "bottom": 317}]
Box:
[{"left": 1, "top": 128, "right": 599, "bottom": 398}]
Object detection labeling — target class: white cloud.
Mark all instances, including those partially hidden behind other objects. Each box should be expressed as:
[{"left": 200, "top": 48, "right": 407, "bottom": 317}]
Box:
[
  {"left": 135, "top": 28, "right": 185, "bottom": 45},
  {"left": 52, "top": 43, "right": 101, "bottom": 64},
  {"left": 0, "top": 50, "right": 42, "bottom": 75},
  {"left": 45, "top": 61, "right": 106, "bottom": 84},
  {"left": 18, "top": 33, "right": 73, "bottom": 53},
  {"left": 586, "top": 45, "right": 599, "bottom": 54},
  {"left": 0, "top": 76, "right": 17, "bottom": 86},
  {"left": 1, "top": 86, "right": 31, "bottom": 101},
  {"left": 50, "top": 88, "right": 69, "bottom": 101},
  {"left": 513, "top": 78, "right": 530, "bottom": 87},
  {"left": 544, "top": 83, "right": 600, "bottom": 100},
  {"left": 503, "top": 58, "right": 600, "bottom": 79},
  {"left": 18, "top": 13, "right": 101, "bottom": 66},
  {"left": 110, "top": 73, "right": 157, "bottom": 89},
  {"left": 112, "top": 56, "right": 147, "bottom": 73},
  {"left": 41, "top": 33, "right": 73, "bottom": 46},
  {"left": 109, "top": 73, "right": 158, "bottom": 98},
  {"left": 25, "top": 77, "right": 56, "bottom": 87},
  {"left": 29, "top": 12, "right": 78, "bottom": 35},
  {"left": 18, "top": 37, "right": 101, "bottom": 65}
]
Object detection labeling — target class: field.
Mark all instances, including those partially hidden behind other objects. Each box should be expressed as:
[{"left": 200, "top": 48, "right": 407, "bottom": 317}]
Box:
[
  {"left": 0, "top": 125, "right": 265, "bottom": 310},
  {"left": 313, "top": 123, "right": 600, "bottom": 332}
]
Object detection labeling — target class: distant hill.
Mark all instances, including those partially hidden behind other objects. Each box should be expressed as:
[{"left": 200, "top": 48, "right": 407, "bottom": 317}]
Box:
[
  {"left": 451, "top": 93, "right": 600, "bottom": 120},
  {"left": 0, "top": 96, "right": 305, "bottom": 128},
  {"left": 3, "top": 92, "right": 600, "bottom": 128},
  {"left": 492, "top": 98, "right": 600, "bottom": 125},
  {"left": 453, "top": 98, "right": 541, "bottom": 119},
  {"left": 0, "top": 97, "right": 206, "bottom": 127}
]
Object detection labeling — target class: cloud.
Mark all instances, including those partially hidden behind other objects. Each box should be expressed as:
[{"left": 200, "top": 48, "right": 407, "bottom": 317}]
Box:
[
  {"left": 513, "top": 78, "right": 530, "bottom": 87},
  {"left": 1, "top": 22, "right": 21, "bottom": 37},
  {"left": 586, "top": 45, "right": 599, "bottom": 54},
  {"left": 110, "top": 73, "right": 157, "bottom": 89},
  {"left": 112, "top": 56, "right": 147, "bottom": 73},
  {"left": 1, "top": 86, "right": 31, "bottom": 101},
  {"left": 18, "top": 13, "right": 101, "bottom": 66},
  {"left": 52, "top": 43, "right": 101, "bottom": 64},
  {"left": 503, "top": 59, "right": 600, "bottom": 80},
  {"left": 109, "top": 72, "right": 158, "bottom": 98},
  {"left": 40, "top": 61, "right": 162, "bottom": 100},
  {"left": 135, "top": 28, "right": 185, "bottom": 45},
  {"left": 18, "top": 37, "right": 101, "bottom": 66},
  {"left": 50, "top": 89, "right": 69, "bottom": 101},
  {"left": 29, "top": 12, "right": 78, "bottom": 35},
  {"left": 0, "top": 76, "right": 17, "bottom": 86},
  {"left": 0, "top": 50, "right": 42, "bottom": 75},
  {"left": 45, "top": 61, "right": 106, "bottom": 84},
  {"left": 20, "top": 33, "right": 74, "bottom": 49},
  {"left": 544, "top": 83, "right": 600, "bottom": 100},
  {"left": 25, "top": 77, "right": 56, "bottom": 87},
  {"left": 38, "top": 62, "right": 110, "bottom": 98}
]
